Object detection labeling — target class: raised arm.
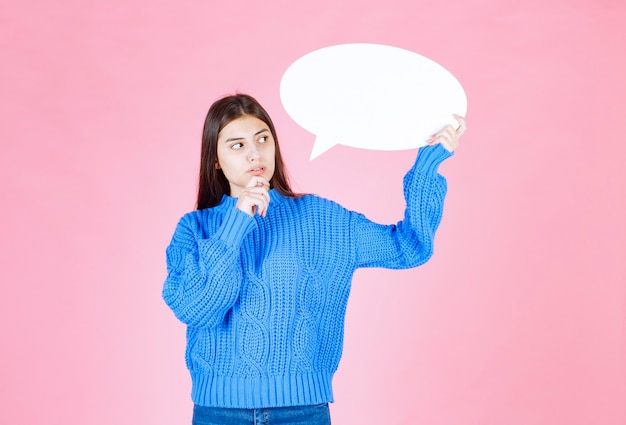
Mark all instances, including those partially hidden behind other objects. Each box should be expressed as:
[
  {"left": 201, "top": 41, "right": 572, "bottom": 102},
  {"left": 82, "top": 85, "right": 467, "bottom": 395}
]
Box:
[{"left": 354, "top": 117, "right": 466, "bottom": 269}]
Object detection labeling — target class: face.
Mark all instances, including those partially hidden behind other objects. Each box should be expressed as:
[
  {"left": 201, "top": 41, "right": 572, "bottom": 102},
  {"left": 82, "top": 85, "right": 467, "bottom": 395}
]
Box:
[{"left": 216, "top": 115, "right": 276, "bottom": 197}]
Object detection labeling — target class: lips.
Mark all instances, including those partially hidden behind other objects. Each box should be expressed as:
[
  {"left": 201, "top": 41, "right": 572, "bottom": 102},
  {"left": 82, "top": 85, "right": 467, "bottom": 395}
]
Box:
[{"left": 248, "top": 166, "right": 265, "bottom": 176}]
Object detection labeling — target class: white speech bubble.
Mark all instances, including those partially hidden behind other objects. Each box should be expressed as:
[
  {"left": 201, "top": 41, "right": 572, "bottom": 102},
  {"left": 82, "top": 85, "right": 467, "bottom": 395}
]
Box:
[{"left": 280, "top": 43, "right": 467, "bottom": 160}]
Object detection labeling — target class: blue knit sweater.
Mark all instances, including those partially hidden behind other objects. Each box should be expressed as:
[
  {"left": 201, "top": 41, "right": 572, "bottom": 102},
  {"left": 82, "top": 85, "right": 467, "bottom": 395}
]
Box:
[{"left": 163, "top": 144, "right": 452, "bottom": 408}]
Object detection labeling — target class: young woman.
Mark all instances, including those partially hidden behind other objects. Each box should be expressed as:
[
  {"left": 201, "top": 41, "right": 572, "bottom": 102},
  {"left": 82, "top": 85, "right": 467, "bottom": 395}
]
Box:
[{"left": 163, "top": 93, "right": 466, "bottom": 425}]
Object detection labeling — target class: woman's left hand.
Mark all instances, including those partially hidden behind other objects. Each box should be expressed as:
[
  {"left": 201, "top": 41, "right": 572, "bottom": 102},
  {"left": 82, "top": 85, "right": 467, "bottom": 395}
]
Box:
[{"left": 427, "top": 114, "right": 467, "bottom": 152}]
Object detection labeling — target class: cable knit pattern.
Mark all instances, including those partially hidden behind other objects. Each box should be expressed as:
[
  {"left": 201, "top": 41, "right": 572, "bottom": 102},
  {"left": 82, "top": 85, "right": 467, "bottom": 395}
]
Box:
[{"left": 163, "top": 144, "right": 453, "bottom": 408}]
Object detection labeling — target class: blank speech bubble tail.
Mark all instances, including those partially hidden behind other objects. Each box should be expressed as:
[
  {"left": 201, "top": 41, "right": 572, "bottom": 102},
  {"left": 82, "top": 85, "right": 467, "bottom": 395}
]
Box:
[{"left": 309, "top": 136, "right": 337, "bottom": 161}]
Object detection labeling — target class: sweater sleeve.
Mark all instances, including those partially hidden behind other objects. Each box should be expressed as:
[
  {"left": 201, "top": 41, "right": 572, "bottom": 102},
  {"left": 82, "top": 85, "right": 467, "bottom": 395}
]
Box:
[
  {"left": 354, "top": 144, "right": 452, "bottom": 269},
  {"left": 162, "top": 207, "right": 256, "bottom": 328}
]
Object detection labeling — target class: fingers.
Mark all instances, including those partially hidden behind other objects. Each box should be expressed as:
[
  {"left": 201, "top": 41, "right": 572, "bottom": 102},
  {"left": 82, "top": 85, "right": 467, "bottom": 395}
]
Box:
[
  {"left": 427, "top": 126, "right": 457, "bottom": 152},
  {"left": 427, "top": 114, "right": 467, "bottom": 152},
  {"left": 237, "top": 191, "right": 270, "bottom": 216},
  {"left": 236, "top": 188, "right": 270, "bottom": 217},
  {"left": 236, "top": 177, "right": 271, "bottom": 217},
  {"left": 246, "top": 176, "right": 270, "bottom": 190},
  {"left": 454, "top": 114, "right": 467, "bottom": 136}
]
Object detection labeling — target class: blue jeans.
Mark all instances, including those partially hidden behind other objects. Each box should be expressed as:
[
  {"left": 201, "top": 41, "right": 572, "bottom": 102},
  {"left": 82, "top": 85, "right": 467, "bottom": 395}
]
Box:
[{"left": 192, "top": 403, "right": 331, "bottom": 425}]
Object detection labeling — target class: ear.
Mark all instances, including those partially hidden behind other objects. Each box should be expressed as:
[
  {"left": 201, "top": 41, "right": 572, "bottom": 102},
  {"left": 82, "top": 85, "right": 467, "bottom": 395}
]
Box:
[{"left": 215, "top": 161, "right": 221, "bottom": 169}]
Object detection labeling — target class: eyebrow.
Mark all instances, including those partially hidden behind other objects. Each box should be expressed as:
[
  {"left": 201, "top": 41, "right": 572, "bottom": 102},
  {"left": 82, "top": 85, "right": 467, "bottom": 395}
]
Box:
[{"left": 224, "top": 128, "right": 270, "bottom": 143}]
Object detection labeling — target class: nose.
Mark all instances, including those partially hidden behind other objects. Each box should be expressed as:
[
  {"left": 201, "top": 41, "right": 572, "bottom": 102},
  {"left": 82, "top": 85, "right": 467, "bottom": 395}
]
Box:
[{"left": 248, "top": 144, "right": 260, "bottom": 162}]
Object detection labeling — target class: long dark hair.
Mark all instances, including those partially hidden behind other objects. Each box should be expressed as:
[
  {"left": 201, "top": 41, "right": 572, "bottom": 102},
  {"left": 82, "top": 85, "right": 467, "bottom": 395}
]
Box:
[{"left": 197, "top": 93, "right": 299, "bottom": 210}]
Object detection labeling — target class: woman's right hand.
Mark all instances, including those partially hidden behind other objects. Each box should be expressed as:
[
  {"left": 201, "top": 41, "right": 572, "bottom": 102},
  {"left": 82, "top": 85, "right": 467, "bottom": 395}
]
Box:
[{"left": 235, "top": 176, "right": 271, "bottom": 217}]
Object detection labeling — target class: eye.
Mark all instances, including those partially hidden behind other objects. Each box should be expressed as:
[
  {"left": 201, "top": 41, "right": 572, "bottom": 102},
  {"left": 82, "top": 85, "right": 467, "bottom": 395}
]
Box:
[
  {"left": 231, "top": 142, "right": 243, "bottom": 150},
  {"left": 258, "top": 135, "right": 269, "bottom": 144}
]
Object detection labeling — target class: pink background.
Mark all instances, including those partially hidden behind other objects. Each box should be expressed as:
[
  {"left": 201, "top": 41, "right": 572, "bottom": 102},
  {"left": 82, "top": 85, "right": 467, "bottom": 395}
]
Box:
[{"left": 2, "top": 1, "right": 625, "bottom": 424}]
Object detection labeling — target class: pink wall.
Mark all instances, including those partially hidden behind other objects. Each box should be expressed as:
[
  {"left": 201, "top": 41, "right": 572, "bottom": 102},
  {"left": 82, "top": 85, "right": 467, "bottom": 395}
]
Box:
[{"left": 2, "top": 1, "right": 624, "bottom": 424}]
